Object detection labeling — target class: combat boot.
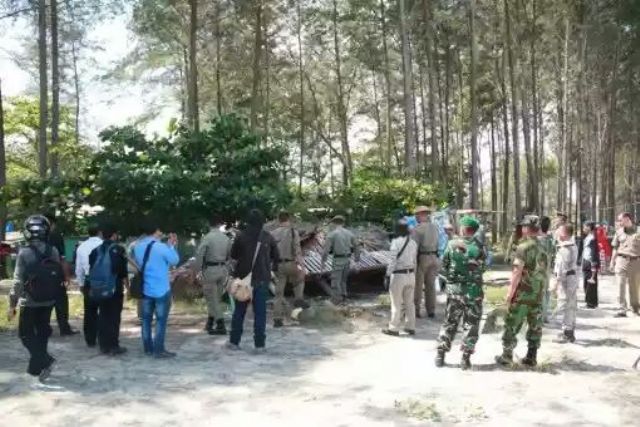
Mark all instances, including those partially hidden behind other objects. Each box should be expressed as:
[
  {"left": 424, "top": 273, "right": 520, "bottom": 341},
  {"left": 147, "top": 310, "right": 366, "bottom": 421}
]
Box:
[
  {"left": 521, "top": 347, "right": 538, "bottom": 367},
  {"left": 210, "top": 319, "right": 227, "bottom": 336},
  {"left": 204, "top": 316, "right": 214, "bottom": 333},
  {"left": 461, "top": 353, "right": 472, "bottom": 371},
  {"left": 435, "top": 349, "right": 446, "bottom": 368},
  {"left": 495, "top": 350, "right": 513, "bottom": 366},
  {"left": 553, "top": 330, "right": 573, "bottom": 344},
  {"left": 274, "top": 319, "right": 284, "bottom": 328}
]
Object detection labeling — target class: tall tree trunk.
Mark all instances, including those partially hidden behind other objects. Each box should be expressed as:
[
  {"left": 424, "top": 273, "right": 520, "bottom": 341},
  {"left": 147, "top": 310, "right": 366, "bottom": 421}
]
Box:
[
  {"left": 50, "top": 0, "right": 60, "bottom": 177},
  {"left": 0, "top": 79, "right": 6, "bottom": 242},
  {"left": 490, "top": 115, "right": 498, "bottom": 244},
  {"left": 71, "top": 38, "right": 81, "bottom": 146},
  {"left": 558, "top": 16, "right": 570, "bottom": 213},
  {"left": 607, "top": 39, "right": 620, "bottom": 225},
  {"left": 297, "top": 0, "right": 305, "bottom": 196},
  {"left": 250, "top": 0, "right": 263, "bottom": 133},
  {"left": 498, "top": 46, "right": 511, "bottom": 236},
  {"left": 530, "top": 0, "right": 541, "bottom": 213},
  {"left": 399, "top": 0, "right": 417, "bottom": 174},
  {"left": 469, "top": 0, "right": 479, "bottom": 208},
  {"left": 372, "top": 70, "right": 384, "bottom": 166},
  {"left": 263, "top": 17, "right": 271, "bottom": 142},
  {"left": 188, "top": 0, "right": 200, "bottom": 133},
  {"left": 419, "top": 61, "right": 428, "bottom": 170},
  {"left": 37, "top": 0, "right": 48, "bottom": 178},
  {"left": 444, "top": 34, "right": 452, "bottom": 172},
  {"left": 421, "top": 0, "right": 439, "bottom": 180},
  {"left": 214, "top": 2, "right": 223, "bottom": 115},
  {"left": 332, "top": 0, "right": 351, "bottom": 185},
  {"left": 379, "top": 0, "right": 393, "bottom": 172},
  {"left": 504, "top": 0, "right": 521, "bottom": 216}
]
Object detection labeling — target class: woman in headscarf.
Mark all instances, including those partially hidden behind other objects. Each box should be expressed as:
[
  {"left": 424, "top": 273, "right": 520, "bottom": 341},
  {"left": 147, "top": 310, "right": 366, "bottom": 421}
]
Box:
[{"left": 227, "top": 209, "right": 280, "bottom": 353}]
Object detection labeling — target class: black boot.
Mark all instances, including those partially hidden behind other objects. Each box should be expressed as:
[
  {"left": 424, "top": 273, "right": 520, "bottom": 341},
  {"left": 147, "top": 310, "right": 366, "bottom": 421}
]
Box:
[
  {"left": 522, "top": 347, "right": 538, "bottom": 367},
  {"left": 461, "top": 353, "right": 472, "bottom": 370},
  {"left": 210, "top": 319, "right": 227, "bottom": 336},
  {"left": 435, "top": 349, "right": 446, "bottom": 368},
  {"left": 204, "top": 316, "right": 214, "bottom": 333},
  {"left": 495, "top": 350, "right": 513, "bottom": 366}
]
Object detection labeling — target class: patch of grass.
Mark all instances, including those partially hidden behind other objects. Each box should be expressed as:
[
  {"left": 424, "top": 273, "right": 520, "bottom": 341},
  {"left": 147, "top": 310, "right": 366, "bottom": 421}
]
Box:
[
  {"left": 394, "top": 398, "right": 442, "bottom": 422},
  {"left": 0, "top": 293, "right": 83, "bottom": 332},
  {"left": 172, "top": 298, "right": 209, "bottom": 315},
  {"left": 376, "top": 293, "right": 391, "bottom": 308},
  {"left": 464, "top": 405, "right": 488, "bottom": 421},
  {"left": 484, "top": 286, "right": 508, "bottom": 306}
]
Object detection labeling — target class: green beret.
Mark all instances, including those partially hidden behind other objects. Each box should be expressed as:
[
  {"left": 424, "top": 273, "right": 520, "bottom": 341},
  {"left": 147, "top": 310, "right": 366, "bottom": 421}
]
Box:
[{"left": 460, "top": 216, "right": 480, "bottom": 231}]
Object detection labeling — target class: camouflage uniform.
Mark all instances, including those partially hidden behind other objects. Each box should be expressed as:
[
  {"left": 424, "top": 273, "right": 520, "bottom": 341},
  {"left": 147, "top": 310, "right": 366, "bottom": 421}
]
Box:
[
  {"left": 501, "top": 237, "right": 549, "bottom": 352},
  {"left": 537, "top": 233, "right": 555, "bottom": 321},
  {"left": 437, "top": 236, "right": 485, "bottom": 354}
]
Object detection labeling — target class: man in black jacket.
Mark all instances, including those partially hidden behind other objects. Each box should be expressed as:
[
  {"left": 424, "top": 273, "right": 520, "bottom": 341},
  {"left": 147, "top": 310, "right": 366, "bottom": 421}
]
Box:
[
  {"left": 227, "top": 209, "right": 279, "bottom": 352},
  {"left": 582, "top": 221, "right": 600, "bottom": 308},
  {"left": 88, "top": 222, "right": 128, "bottom": 356}
]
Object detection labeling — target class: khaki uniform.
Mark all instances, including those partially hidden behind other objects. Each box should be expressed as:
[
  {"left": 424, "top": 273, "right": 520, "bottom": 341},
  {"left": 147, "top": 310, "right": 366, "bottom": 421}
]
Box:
[
  {"left": 386, "top": 236, "right": 418, "bottom": 332},
  {"left": 612, "top": 227, "right": 640, "bottom": 312},
  {"left": 323, "top": 226, "right": 360, "bottom": 299},
  {"left": 271, "top": 224, "right": 305, "bottom": 320},
  {"left": 193, "top": 229, "right": 232, "bottom": 320},
  {"left": 413, "top": 220, "right": 440, "bottom": 315}
]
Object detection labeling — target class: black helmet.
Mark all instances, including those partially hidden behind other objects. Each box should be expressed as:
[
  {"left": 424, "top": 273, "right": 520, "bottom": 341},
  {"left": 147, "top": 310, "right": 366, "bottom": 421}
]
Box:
[{"left": 24, "top": 215, "right": 51, "bottom": 241}]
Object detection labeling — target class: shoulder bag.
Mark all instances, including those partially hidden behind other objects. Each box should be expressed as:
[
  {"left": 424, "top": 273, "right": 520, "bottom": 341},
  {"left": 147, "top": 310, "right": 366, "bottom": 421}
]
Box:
[
  {"left": 129, "top": 241, "right": 156, "bottom": 299},
  {"left": 227, "top": 238, "right": 261, "bottom": 302}
]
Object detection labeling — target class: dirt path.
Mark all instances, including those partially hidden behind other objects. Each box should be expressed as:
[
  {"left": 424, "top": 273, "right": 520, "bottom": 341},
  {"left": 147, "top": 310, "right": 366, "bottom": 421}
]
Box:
[{"left": 1, "top": 274, "right": 639, "bottom": 426}]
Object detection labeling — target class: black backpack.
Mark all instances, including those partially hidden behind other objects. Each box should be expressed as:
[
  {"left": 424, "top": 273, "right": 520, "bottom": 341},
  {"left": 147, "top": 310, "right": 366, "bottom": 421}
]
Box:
[{"left": 25, "top": 244, "right": 64, "bottom": 302}]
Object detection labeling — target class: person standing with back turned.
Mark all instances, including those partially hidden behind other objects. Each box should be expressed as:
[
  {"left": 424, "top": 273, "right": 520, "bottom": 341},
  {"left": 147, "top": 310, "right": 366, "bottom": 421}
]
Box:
[
  {"left": 75, "top": 223, "right": 103, "bottom": 348},
  {"left": 228, "top": 209, "right": 279, "bottom": 353},
  {"left": 193, "top": 215, "right": 232, "bottom": 335},
  {"left": 133, "top": 220, "right": 180, "bottom": 358},
  {"left": 322, "top": 215, "right": 360, "bottom": 305},
  {"left": 8, "top": 215, "right": 63, "bottom": 382},
  {"left": 413, "top": 206, "right": 440, "bottom": 319}
]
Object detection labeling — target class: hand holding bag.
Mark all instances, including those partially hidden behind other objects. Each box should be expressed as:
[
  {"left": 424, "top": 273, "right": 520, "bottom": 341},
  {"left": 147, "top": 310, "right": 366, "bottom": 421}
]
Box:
[{"left": 227, "top": 240, "right": 261, "bottom": 302}]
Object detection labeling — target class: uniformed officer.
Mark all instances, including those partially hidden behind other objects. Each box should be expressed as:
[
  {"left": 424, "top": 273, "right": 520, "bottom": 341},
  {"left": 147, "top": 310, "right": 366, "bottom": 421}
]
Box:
[
  {"left": 496, "top": 215, "right": 549, "bottom": 367},
  {"left": 322, "top": 216, "right": 360, "bottom": 304},
  {"left": 552, "top": 223, "right": 579, "bottom": 343},
  {"left": 193, "top": 215, "right": 232, "bottom": 335},
  {"left": 413, "top": 206, "right": 440, "bottom": 318},
  {"left": 271, "top": 211, "right": 307, "bottom": 328},
  {"left": 611, "top": 212, "right": 640, "bottom": 317}
]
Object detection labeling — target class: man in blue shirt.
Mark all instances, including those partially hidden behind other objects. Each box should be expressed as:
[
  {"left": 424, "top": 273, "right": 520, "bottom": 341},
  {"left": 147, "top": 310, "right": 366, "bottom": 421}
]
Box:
[{"left": 133, "top": 221, "right": 180, "bottom": 358}]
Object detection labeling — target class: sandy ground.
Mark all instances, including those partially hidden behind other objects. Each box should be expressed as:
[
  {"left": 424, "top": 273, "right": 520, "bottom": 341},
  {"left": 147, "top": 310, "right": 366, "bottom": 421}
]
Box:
[{"left": 1, "top": 273, "right": 639, "bottom": 426}]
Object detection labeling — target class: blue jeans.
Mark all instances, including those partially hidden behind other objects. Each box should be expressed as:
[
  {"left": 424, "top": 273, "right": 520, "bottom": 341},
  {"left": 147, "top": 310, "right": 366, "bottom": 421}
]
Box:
[
  {"left": 141, "top": 291, "right": 172, "bottom": 355},
  {"left": 230, "top": 282, "right": 268, "bottom": 348}
]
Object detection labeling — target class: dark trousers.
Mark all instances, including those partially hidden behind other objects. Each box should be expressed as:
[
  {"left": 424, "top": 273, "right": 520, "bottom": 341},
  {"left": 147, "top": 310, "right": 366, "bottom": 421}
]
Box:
[
  {"left": 583, "top": 262, "right": 598, "bottom": 308},
  {"left": 54, "top": 285, "right": 73, "bottom": 333},
  {"left": 230, "top": 282, "right": 268, "bottom": 348},
  {"left": 18, "top": 305, "right": 55, "bottom": 376},
  {"left": 98, "top": 294, "right": 124, "bottom": 353},
  {"left": 83, "top": 288, "right": 99, "bottom": 346}
]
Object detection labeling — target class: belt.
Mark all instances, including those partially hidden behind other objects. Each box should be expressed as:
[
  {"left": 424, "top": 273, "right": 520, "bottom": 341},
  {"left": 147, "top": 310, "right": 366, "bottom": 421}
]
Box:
[
  {"left": 566, "top": 270, "right": 576, "bottom": 276},
  {"left": 619, "top": 254, "right": 639, "bottom": 261},
  {"left": 279, "top": 258, "right": 295, "bottom": 263},
  {"left": 205, "top": 262, "right": 226, "bottom": 267},
  {"left": 333, "top": 254, "right": 351, "bottom": 258},
  {"left": 393, "top": 269, "right": 415, "bottom": 274},
  {"left": 419, "top": 251, "right": 438, "bottom": 256}
]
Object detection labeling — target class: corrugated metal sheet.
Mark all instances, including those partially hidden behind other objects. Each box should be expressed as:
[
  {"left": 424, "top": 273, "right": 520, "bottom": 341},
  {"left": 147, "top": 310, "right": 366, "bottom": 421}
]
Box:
[{"left": 302, "top": 232, "right": 392, "bottom": 277}]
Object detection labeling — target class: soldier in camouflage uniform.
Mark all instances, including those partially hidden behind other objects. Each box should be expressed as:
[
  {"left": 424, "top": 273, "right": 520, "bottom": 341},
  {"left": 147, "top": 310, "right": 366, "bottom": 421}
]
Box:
[
  {"left": 435, "top": 216, "right": 486, "bottom": 370},
  {"left": 496, "top": 216, "right": 549, "bottom": 367}
]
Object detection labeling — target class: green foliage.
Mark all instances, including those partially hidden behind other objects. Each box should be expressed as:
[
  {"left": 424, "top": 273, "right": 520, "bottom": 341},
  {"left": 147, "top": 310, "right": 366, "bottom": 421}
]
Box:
[
  {"left": 3, "top": 96, "right": 92, "bottom": 180},
  {"left": 6, "top": 114, "right": 291, "bottom": 236},
  {"left": 334, "top": 167, "right": 449, "bottom": 224}
]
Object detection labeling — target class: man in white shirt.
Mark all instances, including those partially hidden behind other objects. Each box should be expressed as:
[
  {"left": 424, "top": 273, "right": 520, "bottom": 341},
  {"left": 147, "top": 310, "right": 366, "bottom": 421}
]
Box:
[
  {"left": 382, "top": 220, "right": 418, "bottom": 337},
  {"left": 75, "top": 224, "right": 103, "bottom": 348}
]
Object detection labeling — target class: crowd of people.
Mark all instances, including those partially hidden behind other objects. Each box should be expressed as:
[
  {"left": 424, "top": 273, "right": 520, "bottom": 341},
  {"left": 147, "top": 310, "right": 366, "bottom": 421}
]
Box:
[{"left": 6, "top": 207, "right": 640, "bottom": 382}]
